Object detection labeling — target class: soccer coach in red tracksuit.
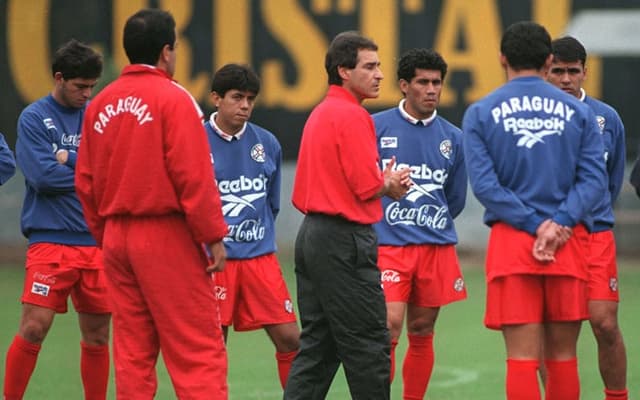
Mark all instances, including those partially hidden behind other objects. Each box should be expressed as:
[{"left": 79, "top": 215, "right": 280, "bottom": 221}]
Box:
[
  {"left": 285, "top": 31, "right": 411, "bottom": 400},
  {"left": 75, "top": 9, "right": 229, "bottom": 399}
]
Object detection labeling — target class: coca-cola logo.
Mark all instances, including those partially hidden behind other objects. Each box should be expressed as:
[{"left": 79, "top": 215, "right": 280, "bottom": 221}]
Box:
[
  {"left": 215, "top": 285, "right": 227, "bottom": 300},
  {"left": 384, "top": 203, "right": 449, "bottom": 229},
  {"left": 32, "top": 272, "right": 56, "bottom": 285},
  {"left": 60, "top": 133, "right": 81, "bottom": 147},
  {"left": 381, "top": 269, "right": 400, "bottom": 283},
  {"left": 226, "top": 219, "right": 266, "bottom": 242}
]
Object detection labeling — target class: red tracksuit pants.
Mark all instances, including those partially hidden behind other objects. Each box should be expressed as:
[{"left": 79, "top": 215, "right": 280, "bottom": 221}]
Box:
[{"left": 102, "top": 214, "right": 227, "bottom": 399}]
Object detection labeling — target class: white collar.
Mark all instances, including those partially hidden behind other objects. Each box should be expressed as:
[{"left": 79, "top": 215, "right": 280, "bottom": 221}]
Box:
[
  {"left": 398, "top": 99, "right": 437, "bottom": 126},
  {"left": 578, "top": 88, "right": 586, "bottom": 102},
  {"left": 208, "top": 112, "right": 246, "bottom": 141}
]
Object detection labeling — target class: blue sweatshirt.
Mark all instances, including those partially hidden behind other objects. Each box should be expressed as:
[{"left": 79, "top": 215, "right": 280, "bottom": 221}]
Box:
[
  {"left": 581, "top": 91, "right": 626, "bottom": 232},
  {"left": 373, "top": 103, "right": 467, "bottom": 245},
  {"left": 462, "top": 76, "right": 607, "bottom": 235},
  {"left": 205, "top": 114, "right": 281, "bottom": 259},
  {"left": 0, "top": 133, "right": 16, "bottom": 185},
  {"left": 16, "top": 94, "right": 95, "bottom": 245}
]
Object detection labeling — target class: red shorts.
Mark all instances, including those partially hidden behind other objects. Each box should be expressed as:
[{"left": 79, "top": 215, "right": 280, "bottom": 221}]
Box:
[
  {"left": 214, "top": 253, "right": 297, "bottom": 331},
  {"left": 586, "top": 230, "right": 619, "bottom": 301},
  {"left": 485, "top": 223, "right": 589, "bottom": 281},
  {"left": 377, "top": 244, "right": 467, "bottom": 308},
  {"left": 21, "top": 243, "right": 110, "bottom": 314},
  {"left": 485, "top": 274, "right": 588, "bottom": 330}
]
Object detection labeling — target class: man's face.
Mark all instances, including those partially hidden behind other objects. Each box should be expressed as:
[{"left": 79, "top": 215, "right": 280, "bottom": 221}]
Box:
[
  {"left": 400, "top": 68, "right": 442, "bottom": 120},
  {"left": 547, "top": 60, "right": 586, "bottom": 99},
  {"left": 341, "top": 49, "right": 384, "bottom": 102},
  {"left": 211, "top": 89, "right": 257, "bottom": 134},
  {"left": 54, "top": 74, "right": 98, "bottom": 109}
]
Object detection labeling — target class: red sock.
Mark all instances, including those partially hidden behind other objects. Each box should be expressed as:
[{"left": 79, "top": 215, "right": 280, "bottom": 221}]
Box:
[
  {"left": 81, "top": 342, "right": 110, "bottom": 400},
  {"left": 390, "top": 338, "right": 398, "bottom": 383},
  {"left": 3, "top": 335, "right": 41, "bottom": 400},
  {"left": 604, "top": 388, "right": 628, "bottom": 400},
  {"left": 402, "top": 333, "right": 434, "bottom": 400},
  {"left": 506, "top": 359, "right": 540, "bottom": 400},
  {"left": 275, "top": 350, "right": 297, "bottom": 389},
  {"left": 544, "top": 358, "right": 579, "bottom": 400}
]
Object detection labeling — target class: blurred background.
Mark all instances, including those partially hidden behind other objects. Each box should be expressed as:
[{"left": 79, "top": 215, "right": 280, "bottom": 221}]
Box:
[{"left": 1, "top": 0, "right": 639, "bottom": 260}]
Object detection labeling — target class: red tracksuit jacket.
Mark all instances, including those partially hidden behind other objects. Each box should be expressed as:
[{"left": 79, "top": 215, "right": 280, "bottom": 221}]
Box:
[{"left": 76, "top": 64, "right": 227, "bottom": 246}]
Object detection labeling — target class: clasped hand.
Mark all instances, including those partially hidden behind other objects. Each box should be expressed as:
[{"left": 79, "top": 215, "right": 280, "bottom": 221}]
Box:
[{"left": 532, "top": 219, "right": 573, "bottom": 263}]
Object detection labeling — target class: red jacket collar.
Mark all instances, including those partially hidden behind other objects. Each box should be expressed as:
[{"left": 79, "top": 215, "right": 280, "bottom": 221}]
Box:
[{"left": 121, "top": 64, "right": 173, "bottom": 81}]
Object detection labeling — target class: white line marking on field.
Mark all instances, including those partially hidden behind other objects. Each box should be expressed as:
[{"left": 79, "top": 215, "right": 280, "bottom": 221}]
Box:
[{"left": 430, "top": 366, "right": 479, "bottom": 388}]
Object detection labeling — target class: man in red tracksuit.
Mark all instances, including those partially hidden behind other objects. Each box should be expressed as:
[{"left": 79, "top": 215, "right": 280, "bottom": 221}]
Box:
[
  {"left": 75, "top": 8, "right": 229, "bottom": 399},
  {"left": 285, "top": 31, "right": 411, "bottom": 400}
]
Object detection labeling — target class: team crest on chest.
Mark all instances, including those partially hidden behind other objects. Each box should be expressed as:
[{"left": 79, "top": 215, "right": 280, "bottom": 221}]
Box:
[
  {"left": 596, "top": 115, "right": 605, "bottom": 134},
  {"left": 439, "top": 139, "right": 452, "bottom": 159},
  {"left": 250, "top": 143, "right": 266, "bottom": 162}
]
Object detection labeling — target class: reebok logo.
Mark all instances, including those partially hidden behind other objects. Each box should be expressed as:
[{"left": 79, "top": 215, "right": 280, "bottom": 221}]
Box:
[
  {"left": 221, "top": 193, "right": 266, "bottom": 217},
  {"left": 381, "top": 160, "right": 448, "bottom": 185},
  {"left": 405, "top": 183, "right": 443, "bottom": 202},
  {"left": 491, "top": 95, "right": 576, "bottom": 149},
  {"left": 512, "top": 126, "right": 562, "bottom": 148},
  {"left": 218, "top": 174, "right": 268, "bottom": 194},
  {"left": 218, "top": 175, "right": 269, "bottom": 243},
  {"left": 219, "top": 174, "right": 268, "bottom": 217}
]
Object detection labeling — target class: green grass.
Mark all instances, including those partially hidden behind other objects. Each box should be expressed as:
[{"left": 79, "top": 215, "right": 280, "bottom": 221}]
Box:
[{"left": 2, "top": 260, "right": 640, "bottom": 399}]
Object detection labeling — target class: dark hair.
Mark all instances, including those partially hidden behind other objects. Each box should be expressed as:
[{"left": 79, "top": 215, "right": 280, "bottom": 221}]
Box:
[
  {"left": 325, "top": 31, "right": 378, "bottom": 85},
  {"left": 500, "top": 21, "right": 551, "bottom": 71},
  {"left": 551, "top": 36, "right": 587, "bottom": 66},
  {"left": 210, "top": 63, "right": 260, "bottom": 97},
  {"left": 397, "top": 48, "right": 448, "bottom": 82},
  {"left": 123, "top": 8, "right": 176, "bottom": 65},
  {"left": 51, "top": 39, "right": 102, "bottom": 80}
]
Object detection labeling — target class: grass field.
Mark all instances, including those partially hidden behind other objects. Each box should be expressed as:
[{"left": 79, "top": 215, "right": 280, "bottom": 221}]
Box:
[{"left": 1, "top": 259, "right": 640, "bottom": 399}]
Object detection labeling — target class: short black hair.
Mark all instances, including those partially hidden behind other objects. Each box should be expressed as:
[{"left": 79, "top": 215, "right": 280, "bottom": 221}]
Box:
[
  {"left": 551, "top": 36, "right": 587, "bottom": 66},
  {"left": 51, "top": 39, "right": 102, "bottom": 80},
  {"left": 325, "top": 31, "right": 378, "bottom": 85},
  {"left": 210, "top": 63, "right": 260, "bottom": 97},
  {"left": 397, "top": 48, "right": 448, "bottom": 82},
  {"left": 500, "top": 21, "right": 551, "bottom": 71},
  {"left": 123, "top": 8, "right": 176, "bottom": 65}
]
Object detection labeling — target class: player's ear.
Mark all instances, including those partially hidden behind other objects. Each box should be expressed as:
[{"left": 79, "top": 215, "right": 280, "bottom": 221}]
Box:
[
  {"left": 542, "top": 54, "right": 553, "bottom": 71},
  {"left": 160, "top": 44, "right": 172, "bottom": 64},
  {"left": 499, "top": 53, "right": 508, "bottom": 69},
  {"left": 338, "top": 65, "right": 351, "bottom": 82},
  {"left": 398, "top": 79, "right": 409, "bottom": 96},
  {"left": 53, "top": 71, "right": 65, "bottom": 84},
  {"left": 210, "top": 91, "right": 222, "bottom": 108}
]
